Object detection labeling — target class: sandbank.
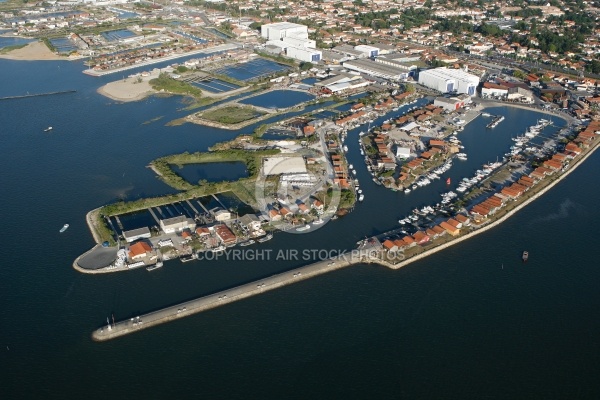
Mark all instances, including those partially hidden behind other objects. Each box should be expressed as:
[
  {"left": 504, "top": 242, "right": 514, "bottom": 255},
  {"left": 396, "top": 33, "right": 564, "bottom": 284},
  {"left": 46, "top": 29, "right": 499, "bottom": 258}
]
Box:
[
  {"left": 97, "top": 72, "right": 158, "bottom": 102},
  {"left": 0, "top": 40, "right": 64, "bottom": 61}
]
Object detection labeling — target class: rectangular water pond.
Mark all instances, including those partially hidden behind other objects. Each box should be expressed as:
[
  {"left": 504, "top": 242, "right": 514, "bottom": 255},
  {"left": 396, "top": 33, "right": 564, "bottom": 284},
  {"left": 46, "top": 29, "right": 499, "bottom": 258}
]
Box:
[
  {"left": 176, "top": 162, "right": 249, "bottom": 185},
  {"left": 214, "top": 58, "right": 291, "bottom": 82},
  {"left": 239, "top": 90, "right": 315, "bottom": 109},
  {"left": 49, "top": 38, "right": 77, "bottom": 54},
  {"left": 190, "top": 78, "right": 240, "bottom": 93},
  {"left": 101, "top": 29, "right": 136, "bottom": 42}
]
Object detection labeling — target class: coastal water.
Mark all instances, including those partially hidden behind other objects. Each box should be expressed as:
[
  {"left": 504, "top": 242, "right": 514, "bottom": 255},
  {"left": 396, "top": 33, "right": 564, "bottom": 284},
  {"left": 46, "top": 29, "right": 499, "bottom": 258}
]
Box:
[{"left": 1, "top": 59, "right": 600, "bottom": 399}]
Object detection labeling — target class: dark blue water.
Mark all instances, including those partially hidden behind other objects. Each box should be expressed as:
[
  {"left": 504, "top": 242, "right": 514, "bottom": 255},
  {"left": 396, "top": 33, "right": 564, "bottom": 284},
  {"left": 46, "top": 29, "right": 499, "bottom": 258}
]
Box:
[
  {"left": 191, "top": 78, "right": 239, "bottom": 93},
  {"left": 0, "top": 36, "right": 33, "bottom": 48},
  {"left": 240, "top": 89, "right": 314, "bottom": 108},
  {"left": 176, "top": 161, "right": 248, "bottom": 184},
  {"left": 215, "top": 58, "right": 290, "bottom": 81},
  {"left": 101, "top": 29, "right": 136, "bottom": 42},
  {"left": 1, "top": 59, "right": 600, "bottom": 399},
  {"left": 49, "top": 37, "right": 78, "bottom": 53},
  {"left": 301, "top": 77, "right": 318, "bottom": 85}
]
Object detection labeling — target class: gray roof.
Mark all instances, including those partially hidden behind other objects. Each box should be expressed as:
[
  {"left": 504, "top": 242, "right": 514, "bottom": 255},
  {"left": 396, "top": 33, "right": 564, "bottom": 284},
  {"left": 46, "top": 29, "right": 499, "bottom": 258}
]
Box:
[
  {"left": 122, "top": 227, "right": 151, "bottom": 238},
  {"left": 161, "top": 215, "right": 191, "bottom": 226},
  {"left": 239, "top": 214, "right": 260, "bottom": 225}
]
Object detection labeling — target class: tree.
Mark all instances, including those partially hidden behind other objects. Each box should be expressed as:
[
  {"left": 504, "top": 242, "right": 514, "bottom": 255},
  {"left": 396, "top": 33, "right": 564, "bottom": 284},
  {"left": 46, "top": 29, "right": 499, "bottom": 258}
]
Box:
[
  {"left": 299, "top": 62, "right": 314, "bottom": 71},
  {"left": 249, "top": 22, "right": 261, "bottom": 31},
  {"left": 512, "top": 70, "right": 526, "bottom": 79}
]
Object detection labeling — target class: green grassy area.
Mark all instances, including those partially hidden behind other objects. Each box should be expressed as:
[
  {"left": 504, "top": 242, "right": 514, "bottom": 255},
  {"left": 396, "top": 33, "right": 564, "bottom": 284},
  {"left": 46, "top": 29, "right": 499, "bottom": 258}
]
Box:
[
  {"left": 150, "top": 73, "right": 204, "bottom": 98},
  {"left": 200, "top": 105, "right": 264, "bottom": 125},
  {"left": 0, "top": 43, "right": 27, "bottom": 54}
]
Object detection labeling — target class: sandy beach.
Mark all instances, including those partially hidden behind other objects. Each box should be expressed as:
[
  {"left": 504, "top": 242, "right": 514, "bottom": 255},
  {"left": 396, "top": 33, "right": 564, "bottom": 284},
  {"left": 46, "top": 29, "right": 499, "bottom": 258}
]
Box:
[
  {"left": 97, "top": 71, "right": 158, "bottom": 102},
  {"left": 0, "top": 40, "right": 64, "bottom": 61}
]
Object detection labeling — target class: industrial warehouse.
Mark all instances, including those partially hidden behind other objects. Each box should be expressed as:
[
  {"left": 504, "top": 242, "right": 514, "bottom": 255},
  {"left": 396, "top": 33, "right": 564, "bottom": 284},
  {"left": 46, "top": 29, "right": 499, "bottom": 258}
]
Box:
[
  {"left": 418, "top": 67, "right": 480, "bottom": 96},
  {"left": 261, "top": 22, "right": 322, "bottom": 63}
]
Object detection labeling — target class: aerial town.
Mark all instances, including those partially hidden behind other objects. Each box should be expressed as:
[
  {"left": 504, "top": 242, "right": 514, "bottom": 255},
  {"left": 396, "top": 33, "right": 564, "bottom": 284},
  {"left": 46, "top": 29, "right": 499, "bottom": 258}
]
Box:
[{"left": 2, "top": 0, "right": 599, "bottom": 337}]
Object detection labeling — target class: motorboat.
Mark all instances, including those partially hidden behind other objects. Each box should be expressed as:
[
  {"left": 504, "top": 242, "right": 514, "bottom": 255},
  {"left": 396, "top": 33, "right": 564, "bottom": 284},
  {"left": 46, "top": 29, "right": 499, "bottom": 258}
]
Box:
[
  {"left": 44, "top": 126, "right": 53, "bottom": 132},
  {"left": 212, "top": 245, "right": 226, "bottom": 253},
  {"left": 239, "top": 240, "right": 255, "bottom": 247},
  {"left": 296, "top": 224, "right": 311, "bottom": 232},
  {"left": 257, "top": 234, "right": 273, "bottom": 243},
  {"left": 358, "top": 194, "right": 364, "bottom": 201},
  {"left": 60, "top": 224, "right": 69, "bottom": 233}
]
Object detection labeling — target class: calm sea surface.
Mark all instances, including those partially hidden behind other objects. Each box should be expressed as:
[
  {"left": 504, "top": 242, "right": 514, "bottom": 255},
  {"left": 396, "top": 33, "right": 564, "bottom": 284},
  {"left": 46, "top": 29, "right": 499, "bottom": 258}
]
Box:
[{"left": 1, "top": 59, "right": 600, "bottom": 399}]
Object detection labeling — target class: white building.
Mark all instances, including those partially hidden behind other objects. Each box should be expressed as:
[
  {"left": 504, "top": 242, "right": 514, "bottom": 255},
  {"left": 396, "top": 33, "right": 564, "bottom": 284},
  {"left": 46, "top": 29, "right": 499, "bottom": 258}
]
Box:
[
  {"left": 434, "top": 96, "right": 465, "bottom": 111},
  {"left": 481, "top": 82, "right": 508, "bottom": 99},
  {"left": 281, "top": 36, "right": 316, "bottom": 49},
  {"left": 396, "top": 147, "right": 411, "bottom": 159},
  {"left": 354, "top": 44, "right": 379, "bottom": 58},
  {"left": 286, "top": 46, "right": 322, "bottom": 63},
  {"left": 261, "top": 22, "right": 308, "bottom": 41},
  {"left": 213, "top": 209, "right": 232, "bottom": 222},
  {"left": 418, "top": 67, "right": 479, "bottom": 96},
  {"left": 261, "top": 22, "right": 321, "bottom": 63},
  {"left": 122, "top": 227, "right": 152, "bottom": 243},
  {"left": 280, "top": 173, "right": 318, "bottom": 187},
  {"left": 343, "top": 58, "right": 408, "bottom": 80},
  {"left": 159, "top": 215, "right": 195, "bottom": 234},
  {"left": 507, "top": 86, "right": 534, "bottom": 103}
]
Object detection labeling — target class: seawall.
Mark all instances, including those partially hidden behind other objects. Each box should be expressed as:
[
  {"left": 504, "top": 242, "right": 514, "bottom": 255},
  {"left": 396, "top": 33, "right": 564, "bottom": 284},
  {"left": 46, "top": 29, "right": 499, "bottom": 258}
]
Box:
[{"left": 92, "top": 254, "right": 375, "bottom": 341}]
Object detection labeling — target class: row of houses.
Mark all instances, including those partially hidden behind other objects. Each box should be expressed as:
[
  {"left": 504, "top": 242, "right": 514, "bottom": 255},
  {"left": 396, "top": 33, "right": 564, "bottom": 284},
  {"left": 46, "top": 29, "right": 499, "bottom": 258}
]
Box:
[
  {"left": 469, "top": 128, "right": 597, "bottom": 222},
  {"left": 268, "top": 199, "right": 323, "bottom": 221},
  {"left": 382, "top": 214, "right": 471, "bottom": 253}
]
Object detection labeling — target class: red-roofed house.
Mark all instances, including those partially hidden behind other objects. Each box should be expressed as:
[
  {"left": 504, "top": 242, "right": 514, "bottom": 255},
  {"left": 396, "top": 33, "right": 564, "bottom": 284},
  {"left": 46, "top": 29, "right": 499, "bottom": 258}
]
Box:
[{"left": 128, "top": 241, "right": 152, "bottom": 260}]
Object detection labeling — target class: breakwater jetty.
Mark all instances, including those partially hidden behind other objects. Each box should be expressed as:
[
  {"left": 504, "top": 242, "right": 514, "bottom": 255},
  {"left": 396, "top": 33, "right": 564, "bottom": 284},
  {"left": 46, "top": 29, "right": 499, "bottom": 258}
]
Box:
[
  {"left": 0, "top": 90, "right": 76, "bottom": 101},
  {"left": 92, "top": 250, "right": 383, "bottom": 342}
]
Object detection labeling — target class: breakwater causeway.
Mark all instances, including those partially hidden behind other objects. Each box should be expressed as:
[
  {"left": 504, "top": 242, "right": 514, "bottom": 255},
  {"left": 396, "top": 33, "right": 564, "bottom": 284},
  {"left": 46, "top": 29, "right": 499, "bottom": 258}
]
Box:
[
  {"left": 0, "top": 89, "right": 76, "bottom": 100},
  {"left": 92, "top": 252, "right": 381, "bottom": 341}
]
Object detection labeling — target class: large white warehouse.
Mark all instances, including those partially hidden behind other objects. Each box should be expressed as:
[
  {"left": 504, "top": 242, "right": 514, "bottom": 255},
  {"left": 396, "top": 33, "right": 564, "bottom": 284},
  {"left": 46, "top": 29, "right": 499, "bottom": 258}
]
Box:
[
  {"left": 418, "top": 67, "right": 479, "bottom": 96},
  {"left": 261, "top": 22, "right": 308, "bottom": 41},
  {"left": 286, "top": 46, "right": 322, "bottom": 63}
]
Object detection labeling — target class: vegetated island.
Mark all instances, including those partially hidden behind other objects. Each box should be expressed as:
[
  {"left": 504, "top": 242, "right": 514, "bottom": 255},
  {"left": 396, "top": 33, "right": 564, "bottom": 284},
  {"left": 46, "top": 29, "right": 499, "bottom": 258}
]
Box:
[{"left": 75, "top": 126, "right": 356, "bottom": 274}]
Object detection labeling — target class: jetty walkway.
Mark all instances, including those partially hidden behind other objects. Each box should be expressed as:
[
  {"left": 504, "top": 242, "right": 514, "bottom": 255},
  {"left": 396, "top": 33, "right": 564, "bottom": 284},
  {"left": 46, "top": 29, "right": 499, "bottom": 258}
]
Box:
[
  {"left": 92, "top": 248, "right": 385, "bottom": 342},
  {"left": 0, "top": 90, "right": 76, "bottom": 101}
]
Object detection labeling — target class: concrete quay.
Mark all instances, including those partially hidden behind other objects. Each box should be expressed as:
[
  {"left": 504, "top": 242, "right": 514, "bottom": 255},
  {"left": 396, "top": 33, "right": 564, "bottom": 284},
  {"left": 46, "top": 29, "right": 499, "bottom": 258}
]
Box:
[{"left": 92, "top": 252, "right": 381, "bottom": 342}]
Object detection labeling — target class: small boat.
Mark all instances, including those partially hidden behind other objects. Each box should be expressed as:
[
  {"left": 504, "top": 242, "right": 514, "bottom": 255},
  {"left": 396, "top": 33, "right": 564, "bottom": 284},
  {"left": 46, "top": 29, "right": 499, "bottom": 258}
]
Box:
[
  {"left": 313, "top": 218, "right": 324, "bottom": 225},
  {"left": 522, "top": 251, "right": 529, "bottom": 262},
  {"left": 296, "top": 224, "right": 311, "bottom": 232},
  {"left": 258, "top": 234, "right": 273, "bottom": 243},
  {"left": 44, "top": 126, "right": 53, "bottom": 132},
  {"left": 358, "top": 194, "right": 364, "bottom": 201},
  {"left": 404, "top": 188, "right": 411, "bottom": 193},
  {"left": 343, "top": 145, "right": 348, "bottom": 152},
  {"left": 352, "top": 170, "right": 357, "bottom": 175},
  {"left": 446, "top": 177, "right": 451, "bottom": 185},
  {"left": 212, "top": 245, "right": 226, "bottom": 253},
  {"left": 239, "top": 240, "right": 255, "bottom": 247},
  {"left": 348, "top": 164, "right": 354, "bottom": 170},
  {"left": 59, "top": 224, "right": 69, "bottom": 233},
  {"left": 146, "top": 263, "right": 163, "bottom": 271}
]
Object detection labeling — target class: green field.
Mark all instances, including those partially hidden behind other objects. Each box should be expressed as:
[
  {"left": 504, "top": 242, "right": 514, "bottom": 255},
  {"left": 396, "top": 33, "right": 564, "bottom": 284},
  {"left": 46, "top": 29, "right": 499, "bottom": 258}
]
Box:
[{"left": 201, "top": 106, "right": 264, "bottom": 125}]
